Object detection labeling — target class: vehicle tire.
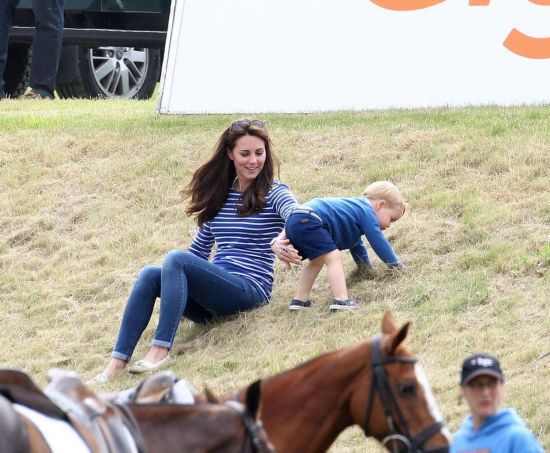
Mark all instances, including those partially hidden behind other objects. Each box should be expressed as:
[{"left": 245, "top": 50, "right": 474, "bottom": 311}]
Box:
[
  {"left": 4, "top": 43, "right": 31, "bottom": 98},
  {"left": 57, "top": 46, "right": 160, "bottom": 99}
]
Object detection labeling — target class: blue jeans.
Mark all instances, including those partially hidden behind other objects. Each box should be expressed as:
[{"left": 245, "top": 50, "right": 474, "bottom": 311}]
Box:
[
  {"left": 112, "top": 250, "right": 267, "bottom": 361},
  {"left": 0, "top": 0, "right": 63, "bottom": 98}
]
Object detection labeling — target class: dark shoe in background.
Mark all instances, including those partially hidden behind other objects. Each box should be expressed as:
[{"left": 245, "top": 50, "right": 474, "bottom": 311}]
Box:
[{"left": 19, "top": 89, "right": 54, "bottom": 99}]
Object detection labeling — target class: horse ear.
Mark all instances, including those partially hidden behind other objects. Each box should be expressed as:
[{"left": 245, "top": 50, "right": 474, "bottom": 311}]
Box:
[
  {"left": 381, "top": 309, "right": 398, "bottom": 334},
  {"left": 204, "top": 386, "right": 221, "bottom": 403},
  {"left": 244, "top": 380, "right": 262, "bottom": 419},
  {"left": 385, "top": 321, "right": 411, "bottom": 355}
]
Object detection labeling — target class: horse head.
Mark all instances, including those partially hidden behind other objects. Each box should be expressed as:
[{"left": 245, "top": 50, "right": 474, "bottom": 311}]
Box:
[
  {"left": 238, "top": 309, "right": 450, "bottom": 453},
  {"left": 351, "top": 310, "right": 451, "bottom": 452}
]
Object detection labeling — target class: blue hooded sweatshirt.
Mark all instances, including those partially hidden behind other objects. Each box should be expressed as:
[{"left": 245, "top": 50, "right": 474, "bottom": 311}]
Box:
[{"left": 451, "top": 408, "right": 544, "bottom": 453}]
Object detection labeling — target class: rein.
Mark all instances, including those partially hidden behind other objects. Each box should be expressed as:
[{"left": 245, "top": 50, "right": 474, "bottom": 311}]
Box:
[
  {"left": 111, "top": 401, "right": 148, "bottom": 453},
  {"left": 363, "top": 335, "right": 448, "bottom": 453},
  {"left": 225, "top": 400, "right": 269, "bottom": 453}
]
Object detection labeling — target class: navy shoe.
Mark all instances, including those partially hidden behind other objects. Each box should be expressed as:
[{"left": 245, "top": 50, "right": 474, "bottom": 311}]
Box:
[
  {"left": 329, "top": 297, "right": 358, "bottom": 311},
  {"left": 289, "top": 299, "right": 313, "bottom": 311}
]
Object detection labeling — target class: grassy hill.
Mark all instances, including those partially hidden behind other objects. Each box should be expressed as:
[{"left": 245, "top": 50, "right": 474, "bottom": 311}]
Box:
[{"left": 0, "top": 99, "right": 548, "bottom": 451}]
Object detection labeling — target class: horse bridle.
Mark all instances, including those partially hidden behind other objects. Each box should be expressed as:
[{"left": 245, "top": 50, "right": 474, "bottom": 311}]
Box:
[
  {"left": 111, "top": 401, "right": 148, "bottom": 453},
  {"left": 225, "top": 400, "right": 271, "bottom": 453},
  {"left": 363, "top": 335, "right": 449, "bottom": 453}
]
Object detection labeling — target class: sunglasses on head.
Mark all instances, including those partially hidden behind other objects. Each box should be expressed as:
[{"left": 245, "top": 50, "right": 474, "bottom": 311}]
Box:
[{"left": 230, "top": 119, "right": 265, "bottom": 133}]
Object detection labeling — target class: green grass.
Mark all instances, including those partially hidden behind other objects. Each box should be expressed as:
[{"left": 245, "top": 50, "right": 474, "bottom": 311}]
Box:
[{"left": 1, "top": 98, "right": 549, "bottom": 451}]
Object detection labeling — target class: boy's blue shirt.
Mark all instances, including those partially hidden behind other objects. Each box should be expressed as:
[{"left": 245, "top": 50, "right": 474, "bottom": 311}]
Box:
[
  {"left": 451, "top": 408, "right": 544, "bottom": 453},
  {"left": 305, "top": 197, "right": 399, "bottom": 265}
]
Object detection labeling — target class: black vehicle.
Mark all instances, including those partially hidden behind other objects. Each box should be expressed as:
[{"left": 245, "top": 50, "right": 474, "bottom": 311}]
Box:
[{"left": 6, "top": 0, "right": 170, "bottom": 99}]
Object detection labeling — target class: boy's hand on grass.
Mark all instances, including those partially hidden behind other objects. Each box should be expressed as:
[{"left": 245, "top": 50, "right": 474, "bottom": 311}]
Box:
[
  {"left": 355, "top": 261, "right": 375, "bottom": 277},
  {"left": 356, "top": 261, "right": 373, "bottom": 270}
]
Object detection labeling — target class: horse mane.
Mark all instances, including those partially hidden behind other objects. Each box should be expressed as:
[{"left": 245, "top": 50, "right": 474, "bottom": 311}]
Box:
[
  {"left": 267, "top": 310, "right": 412, "bottom": 384},
  {"left": 259, "top": 340, "right": 371, "bottom": 398},
  {"left": 244, "top": 380, "right": 262, "bottom": 419}
]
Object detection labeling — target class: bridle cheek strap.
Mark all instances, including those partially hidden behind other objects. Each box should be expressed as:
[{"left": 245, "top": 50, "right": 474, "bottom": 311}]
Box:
[
  {"left": 225, "top": 400, "right": 263, "bottom": 453},
  {"left": 362, "top": 335, "right": 448, "bottom": 453},
  {"left": 363, "top": 334, "right": 413, "bottom": 438}
]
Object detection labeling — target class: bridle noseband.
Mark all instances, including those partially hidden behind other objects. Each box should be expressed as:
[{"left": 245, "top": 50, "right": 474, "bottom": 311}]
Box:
[{"left": 363, "top": 335, "right": 448, "bottom": 453}]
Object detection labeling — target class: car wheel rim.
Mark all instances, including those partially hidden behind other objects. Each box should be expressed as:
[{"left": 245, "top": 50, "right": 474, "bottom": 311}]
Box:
[{"left": 89, "top": 47, "right": 149, "bottom": 98}]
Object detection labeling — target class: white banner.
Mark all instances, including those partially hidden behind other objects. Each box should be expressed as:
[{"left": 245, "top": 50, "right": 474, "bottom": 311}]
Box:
[{"left": 157, "top": 0, "right": 550, "bottom": 114}]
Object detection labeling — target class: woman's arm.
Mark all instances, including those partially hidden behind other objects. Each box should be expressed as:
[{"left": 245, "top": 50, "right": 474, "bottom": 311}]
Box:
[
  {"left": 187, "top": 223, "right": 214, "bottom": 261},
  {"left": 270, "top": 183, "right": 302, "bottom": 268}
]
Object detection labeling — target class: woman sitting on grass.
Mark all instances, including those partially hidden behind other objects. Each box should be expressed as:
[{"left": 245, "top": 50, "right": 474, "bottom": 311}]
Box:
[{"left": 91, "top": 119, "right": 300, "bottom": 382}]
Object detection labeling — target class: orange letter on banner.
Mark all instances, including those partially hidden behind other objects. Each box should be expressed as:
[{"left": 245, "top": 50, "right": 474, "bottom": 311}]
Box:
[
  {"left": 528, "top": 0, "right": 550, "bottom": 5},
  {"left": 369, "top": 0, "right": 445, "bottom": 11},
  {"left": 469, "top": 0, "right": 490, "bottom": 5},
  {"left": 504, "top": 29, "right": 550, "bottom": 59}
]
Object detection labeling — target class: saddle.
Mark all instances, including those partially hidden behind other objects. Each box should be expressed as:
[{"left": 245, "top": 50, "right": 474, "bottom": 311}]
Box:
[
  {"left": 112, "top": 370, "right": 196, "bottom": 405},
  {"left": 0, "top": 368, "right": 145, "bottom": 453},
  {"left": 0, "top": 368, "right": 66, "bottom": 419}
]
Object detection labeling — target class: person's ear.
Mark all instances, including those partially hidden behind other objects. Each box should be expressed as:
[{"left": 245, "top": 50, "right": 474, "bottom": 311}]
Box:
[
  {"left": 375, "top": 199, "right": 386, "bottom": 211},
  {"left": 227, "top": 148, "right": 235, "bottom": 161}
]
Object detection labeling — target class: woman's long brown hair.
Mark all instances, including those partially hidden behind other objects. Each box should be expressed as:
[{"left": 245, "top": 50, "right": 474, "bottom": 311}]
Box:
[{"left": 181, "top": 120, "right": 278, "bottom": 226}]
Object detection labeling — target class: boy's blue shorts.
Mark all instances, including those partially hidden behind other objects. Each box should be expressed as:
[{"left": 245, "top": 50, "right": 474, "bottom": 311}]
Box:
[{"left": 285, "top": 207, "right": 337, "bottom": 260}]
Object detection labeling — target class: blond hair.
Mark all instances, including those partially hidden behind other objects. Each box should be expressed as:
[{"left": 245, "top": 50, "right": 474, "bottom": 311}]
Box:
[{"left": 363, "top": 181, "right": 404, "bottom": 209}]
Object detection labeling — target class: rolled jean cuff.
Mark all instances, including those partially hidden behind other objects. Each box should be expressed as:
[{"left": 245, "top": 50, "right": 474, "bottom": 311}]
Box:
[
  {"left": 152, "top": 339, "right": 172, "bottom": 350},
  {"left": 111, "top": 351, "right": 130, "bottom": 362}
]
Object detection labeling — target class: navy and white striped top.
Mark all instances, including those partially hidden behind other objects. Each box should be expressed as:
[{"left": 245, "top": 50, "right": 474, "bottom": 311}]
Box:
[{"left": 187, "top": 181, "right": 298, "bottom": 300}]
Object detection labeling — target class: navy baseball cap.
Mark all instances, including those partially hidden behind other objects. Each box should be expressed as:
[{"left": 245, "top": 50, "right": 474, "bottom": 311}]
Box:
[{"left": 460, "top": 353, "right": 504, "bottom": 386}]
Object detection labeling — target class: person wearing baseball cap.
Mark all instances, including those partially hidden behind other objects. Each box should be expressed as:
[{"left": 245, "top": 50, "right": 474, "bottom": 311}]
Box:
[{"left": 451, "top": 353, "right": 543, "bottom": 453}]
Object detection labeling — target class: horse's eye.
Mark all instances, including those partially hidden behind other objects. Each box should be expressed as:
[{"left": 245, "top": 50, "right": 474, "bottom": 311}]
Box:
[{"left": 398, "top": 383, "right": 416, "bottom": 397}]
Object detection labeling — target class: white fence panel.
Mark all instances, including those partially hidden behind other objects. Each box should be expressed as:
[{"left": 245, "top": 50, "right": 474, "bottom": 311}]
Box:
[{"left": 157, "top": 0, "right": 550, "bottom": 114}]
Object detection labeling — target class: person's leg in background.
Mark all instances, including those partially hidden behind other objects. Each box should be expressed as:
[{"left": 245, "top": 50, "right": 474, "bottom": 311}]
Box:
[
  {"left": 0, "top": 0, "right": 19, "bottom": 98},
  {"left": 28, "top": 0, "right": 63, "bottom": 98}
]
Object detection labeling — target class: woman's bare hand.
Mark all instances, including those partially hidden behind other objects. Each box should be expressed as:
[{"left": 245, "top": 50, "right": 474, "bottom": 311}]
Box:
[{"left": 271, "top": 238, "right": 302, "bottom": 269}]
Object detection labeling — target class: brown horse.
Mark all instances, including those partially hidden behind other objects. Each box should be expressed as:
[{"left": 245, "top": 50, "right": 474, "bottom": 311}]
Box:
[
  {"left": 224, "top": 310, "right": 451, "bottom": 453},
  {"left": 125, "top": 378, "right": 275, "bottom": 453},
  {"left": 0, "top": 369, "right": 274, "bottom": 453}
]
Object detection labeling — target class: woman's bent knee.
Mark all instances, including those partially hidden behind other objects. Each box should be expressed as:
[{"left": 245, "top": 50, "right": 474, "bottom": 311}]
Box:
[
  {"left": 163, "top": 249, "right": 194, "bottom": 270},
  {"left": 137, "top": 265, "right": 161, "bottom": 284}
]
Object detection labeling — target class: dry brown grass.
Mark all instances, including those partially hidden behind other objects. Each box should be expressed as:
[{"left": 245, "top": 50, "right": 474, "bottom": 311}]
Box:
[{"left": 0, "top": 100, "right": 548, "bottom": 451}]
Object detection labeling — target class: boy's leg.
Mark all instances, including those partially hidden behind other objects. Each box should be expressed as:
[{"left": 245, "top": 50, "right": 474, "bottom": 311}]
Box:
[
  {"left": 294, "top": 257, "right": 324, "bottom": 301},
  {"left": 323, "top": 249, "right": 348, "bottom": 301}
]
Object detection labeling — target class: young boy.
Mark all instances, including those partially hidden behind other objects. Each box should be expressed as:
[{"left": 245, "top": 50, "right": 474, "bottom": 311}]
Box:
[{"left": 284, "top": 181, "right": 405, "bottom": 311}]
